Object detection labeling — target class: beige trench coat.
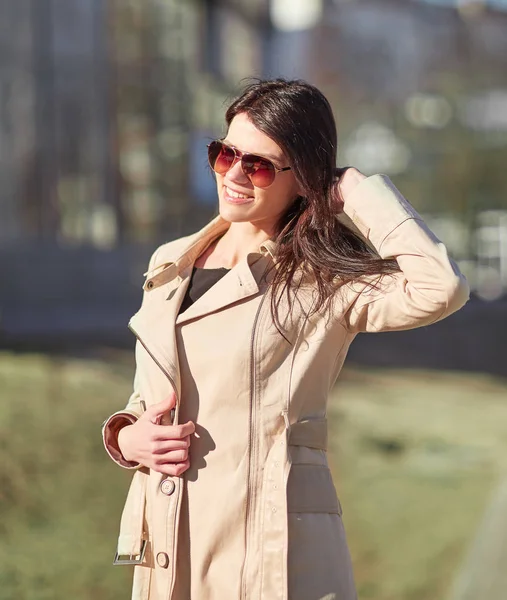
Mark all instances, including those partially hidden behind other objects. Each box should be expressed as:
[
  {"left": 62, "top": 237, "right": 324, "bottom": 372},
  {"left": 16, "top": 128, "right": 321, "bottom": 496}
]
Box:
[{"left": 102, "top": 174, "right": 469, "bottom": 600}]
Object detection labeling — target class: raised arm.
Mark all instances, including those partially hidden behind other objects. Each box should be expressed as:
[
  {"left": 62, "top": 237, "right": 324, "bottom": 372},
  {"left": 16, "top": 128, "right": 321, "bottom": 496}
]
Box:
[{"left": 335, "top": 170, "right": 469, "bottom": 333}]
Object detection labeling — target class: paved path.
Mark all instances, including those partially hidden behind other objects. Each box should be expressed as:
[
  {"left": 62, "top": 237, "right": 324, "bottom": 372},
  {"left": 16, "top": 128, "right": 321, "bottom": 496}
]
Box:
[{"left": 448, "top": 475, "right": 507, "bottom": 600}]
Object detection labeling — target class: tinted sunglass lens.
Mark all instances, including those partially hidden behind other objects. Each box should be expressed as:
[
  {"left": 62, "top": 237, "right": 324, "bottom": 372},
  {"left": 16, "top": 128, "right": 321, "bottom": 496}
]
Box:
[
  {"left": 243, "top": 155, "right": 275, "bottom": 188},
  {"left": 207, "top": 141, "right": 220, "bottom": 169},
  {"left": 208, "top": 141, "right": 235, "bottom": 174},
  {"left": 208, "top": 142, "right": 277, "bottom": 187}
]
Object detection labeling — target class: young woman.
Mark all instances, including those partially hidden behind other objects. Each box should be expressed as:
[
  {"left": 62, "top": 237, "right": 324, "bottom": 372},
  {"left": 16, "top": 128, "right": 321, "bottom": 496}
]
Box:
[{"left": 102, "top": 79, "right": 469, "bottom": 600}]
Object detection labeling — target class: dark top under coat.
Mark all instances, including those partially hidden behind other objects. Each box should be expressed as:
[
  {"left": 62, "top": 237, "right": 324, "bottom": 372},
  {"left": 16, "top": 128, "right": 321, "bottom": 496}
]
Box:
[{"left": 178, "top": 266, "right": 230, "bottom": 315}]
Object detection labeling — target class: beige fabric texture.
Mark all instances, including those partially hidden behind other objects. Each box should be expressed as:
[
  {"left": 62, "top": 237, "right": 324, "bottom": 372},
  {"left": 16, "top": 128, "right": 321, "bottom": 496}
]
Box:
[{"left": 102, "top": 174, "right": 470, "bottom": 600}]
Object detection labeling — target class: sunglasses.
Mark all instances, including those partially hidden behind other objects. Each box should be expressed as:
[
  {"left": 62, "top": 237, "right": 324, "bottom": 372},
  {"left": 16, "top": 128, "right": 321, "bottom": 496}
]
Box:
[{"left": 207, "top": 140, "right": 291, "bottom": 188}]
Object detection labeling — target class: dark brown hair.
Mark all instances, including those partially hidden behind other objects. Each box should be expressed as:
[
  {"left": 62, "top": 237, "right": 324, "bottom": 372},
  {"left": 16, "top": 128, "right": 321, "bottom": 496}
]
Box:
[{"left": 225, "top": 78, "right": 399, "bottom": 329}]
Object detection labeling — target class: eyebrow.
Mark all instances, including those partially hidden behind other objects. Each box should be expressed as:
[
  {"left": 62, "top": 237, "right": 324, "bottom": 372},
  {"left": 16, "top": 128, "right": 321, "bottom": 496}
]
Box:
[{"left": 222, "top": 139, "right": 284, "bottom": 165}]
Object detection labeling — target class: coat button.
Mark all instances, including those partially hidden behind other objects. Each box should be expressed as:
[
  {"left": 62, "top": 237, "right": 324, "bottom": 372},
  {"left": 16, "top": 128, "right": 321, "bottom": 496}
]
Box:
[
  {"left": 156, "top": 552, "right": 169, "bottom": 568},
  {"left": 160, "top": 478, "right": 176, "bottom": 496}
]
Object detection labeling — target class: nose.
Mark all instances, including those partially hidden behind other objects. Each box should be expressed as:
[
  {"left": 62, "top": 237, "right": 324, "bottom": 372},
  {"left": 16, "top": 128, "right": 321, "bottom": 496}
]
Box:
[{"left": 227, "top": 158, "right": 252, "bottom": 187}]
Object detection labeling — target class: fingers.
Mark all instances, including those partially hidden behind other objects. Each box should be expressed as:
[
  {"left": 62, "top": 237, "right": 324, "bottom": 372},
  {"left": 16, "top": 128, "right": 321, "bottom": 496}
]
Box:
[
  {"left": 334, "top": 166, "right": 352, "bottom": 180},
  {"left": 152, "top": 436, "right": 191, "bottom": 455},
  {"left": 153, "top": 421, "right": 195, "bottom": 441},
  {"left": 332, "top": 181, "right": 345, "bottom": 212},
  {"left": 152, "top": 447, "right": 188, "bottom": 463},
  {"left": 153, "top": 459, "right": 190, "bottom": 477},
  {"left": 147, "top": 428, "right": 193, "bottom": 475},
  {"left": 145, "top": 393, "right": 177, "bottom": 424},
  {"left": 133, "top": 398, "right": 195, "bottom": 475}
]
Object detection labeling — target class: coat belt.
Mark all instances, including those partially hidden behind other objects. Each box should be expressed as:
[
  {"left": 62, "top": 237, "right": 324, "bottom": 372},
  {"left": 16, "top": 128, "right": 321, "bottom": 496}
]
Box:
[{"left": 288, "top": 418, "right": 327, "bottom": 451}]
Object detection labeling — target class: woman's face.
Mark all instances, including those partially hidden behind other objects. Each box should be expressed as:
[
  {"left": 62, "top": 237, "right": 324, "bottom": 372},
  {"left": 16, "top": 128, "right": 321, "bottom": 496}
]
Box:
[{"left": 215, "top": 112, "right": 301, "bottom": 232}]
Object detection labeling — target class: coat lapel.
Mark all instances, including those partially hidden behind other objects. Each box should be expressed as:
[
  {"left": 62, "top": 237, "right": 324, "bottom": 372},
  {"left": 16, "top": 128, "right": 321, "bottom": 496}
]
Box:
[
  {"left": 128, "top": 269, "right": 190, "bottom": 402},
  {"left": 175, "top": 254, "right": 270, "bottom": 325},
  {"left": 128, "top": 215, "right": 275, "bottom": 410},
  {"left": 128, "top": 216, "right": 229, "bottom": 402}
]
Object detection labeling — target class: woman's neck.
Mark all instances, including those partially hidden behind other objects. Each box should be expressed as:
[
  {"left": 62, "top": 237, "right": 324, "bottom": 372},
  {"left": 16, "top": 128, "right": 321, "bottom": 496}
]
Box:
[{"left": 196, "top": 221, "right": 274, "bottom": 269}]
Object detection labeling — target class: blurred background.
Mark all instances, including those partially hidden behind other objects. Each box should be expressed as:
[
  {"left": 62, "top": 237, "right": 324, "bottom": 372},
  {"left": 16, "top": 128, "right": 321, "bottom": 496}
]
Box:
[{"left": 1, "top": 0, "right": 507, "bottom": 598}]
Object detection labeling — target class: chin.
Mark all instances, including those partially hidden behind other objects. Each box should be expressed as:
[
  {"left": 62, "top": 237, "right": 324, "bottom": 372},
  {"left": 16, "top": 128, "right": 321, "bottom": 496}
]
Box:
[
  {"left": 218, "top": 202, "right": 254, "bottom": 223},
  {"left": 217, "top": 187, "right": 257, "bottom": 222}
]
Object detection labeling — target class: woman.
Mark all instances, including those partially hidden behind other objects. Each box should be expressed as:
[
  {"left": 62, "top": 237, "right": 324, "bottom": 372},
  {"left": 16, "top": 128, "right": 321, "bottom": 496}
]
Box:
[{"left": 102, "top": 79, "right": 469, "bottom": 600}]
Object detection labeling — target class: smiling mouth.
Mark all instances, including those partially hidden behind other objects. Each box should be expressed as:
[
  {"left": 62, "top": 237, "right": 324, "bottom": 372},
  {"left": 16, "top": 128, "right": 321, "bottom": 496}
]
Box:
[{"left": 224, "top": 186, "right": 254, "bottom": 204}]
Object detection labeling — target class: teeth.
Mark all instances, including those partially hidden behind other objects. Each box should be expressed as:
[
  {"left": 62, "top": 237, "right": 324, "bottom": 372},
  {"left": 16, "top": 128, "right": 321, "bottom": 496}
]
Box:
[{"left": 226, "top": 186, "right": 250, "bottom": 199}]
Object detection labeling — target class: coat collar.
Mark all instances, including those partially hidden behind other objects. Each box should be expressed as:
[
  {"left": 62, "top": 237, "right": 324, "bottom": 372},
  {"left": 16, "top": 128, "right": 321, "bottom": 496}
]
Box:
[{"left": 143, "top": 215, "right": 277, "bottom": 293}]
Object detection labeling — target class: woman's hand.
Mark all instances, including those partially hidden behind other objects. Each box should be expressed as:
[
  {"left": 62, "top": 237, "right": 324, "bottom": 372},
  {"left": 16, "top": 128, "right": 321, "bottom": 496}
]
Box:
[
  {"left": 118, "top": 393, "right": 194, "bottom": 476},
  {"left": 333, "top": 167, "right": 367, "bottom": 212}
]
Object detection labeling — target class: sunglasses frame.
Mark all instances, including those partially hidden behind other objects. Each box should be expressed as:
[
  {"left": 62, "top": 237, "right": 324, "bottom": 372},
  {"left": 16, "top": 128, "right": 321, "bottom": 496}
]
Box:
[{"left": 207, "top": 139, "right": 291, "bottom": 187}]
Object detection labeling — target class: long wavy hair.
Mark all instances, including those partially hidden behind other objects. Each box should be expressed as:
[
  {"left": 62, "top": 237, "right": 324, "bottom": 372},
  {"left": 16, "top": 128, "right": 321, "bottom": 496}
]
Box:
[{"left": 225, "top": 79, "right": 399, "bottom": 329}]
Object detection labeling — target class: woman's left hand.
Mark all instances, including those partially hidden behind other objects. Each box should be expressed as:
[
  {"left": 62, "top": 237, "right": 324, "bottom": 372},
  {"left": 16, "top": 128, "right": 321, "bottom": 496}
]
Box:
[{"left": 333, "top": 167, "right": 367, "bottom": 212}]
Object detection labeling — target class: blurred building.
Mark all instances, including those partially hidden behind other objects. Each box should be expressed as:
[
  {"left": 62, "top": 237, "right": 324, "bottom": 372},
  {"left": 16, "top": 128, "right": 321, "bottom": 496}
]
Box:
[
  {"left": 1, "top": 0, "right": 507, "bottom": 350},
  {"left": 0, "top": 0, "right": 271, "bottom": 250},
  {"left": 1, "top": 0, "right": 114, "bottom": 245},
  {"left": 2, "top": 0, "right": 506, "bottom": 247},
  {"left": 0, "top": 0, "right": 272, "bottom": 346},
  {"left": 308, "top": 0, "right": 507, "bottom": 294}
]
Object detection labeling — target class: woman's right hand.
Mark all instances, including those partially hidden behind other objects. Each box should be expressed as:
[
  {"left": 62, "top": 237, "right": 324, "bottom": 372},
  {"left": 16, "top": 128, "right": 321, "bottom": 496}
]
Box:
[
  {"left": 117, "top": 393, "right": 195, "bottom": 476},
  {"left": 333, "top": 166, "right": 366, "bottom": 212}
]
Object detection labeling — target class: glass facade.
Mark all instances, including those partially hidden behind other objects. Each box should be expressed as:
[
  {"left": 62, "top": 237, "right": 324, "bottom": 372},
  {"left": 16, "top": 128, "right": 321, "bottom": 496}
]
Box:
[{"left": 0, "top": 0, "right": 268, "bottom": 248}]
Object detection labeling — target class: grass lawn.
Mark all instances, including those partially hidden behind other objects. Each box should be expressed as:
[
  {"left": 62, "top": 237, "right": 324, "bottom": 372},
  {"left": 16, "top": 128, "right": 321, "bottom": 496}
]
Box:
[
  {"left": 329, "top": 367, "right": 507, "bottom": 600},
  {"left": 1, "top": 351, "right": 506, "bottom": 600}
]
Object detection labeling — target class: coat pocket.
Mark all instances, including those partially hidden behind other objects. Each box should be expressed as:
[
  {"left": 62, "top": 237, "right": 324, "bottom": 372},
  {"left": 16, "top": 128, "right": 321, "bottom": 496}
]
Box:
[{"left": 287, "top": 464, "right": 342, "bottom": 515}]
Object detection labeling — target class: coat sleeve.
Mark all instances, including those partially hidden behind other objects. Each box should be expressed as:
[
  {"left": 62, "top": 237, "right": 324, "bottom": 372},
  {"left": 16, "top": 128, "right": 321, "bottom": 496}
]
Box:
[
  {"left": 339, "top": 174, "right": 470, "bottom": 333},
  {"left": 101, "top": 247, "right": 160, "bottom": 469}
]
